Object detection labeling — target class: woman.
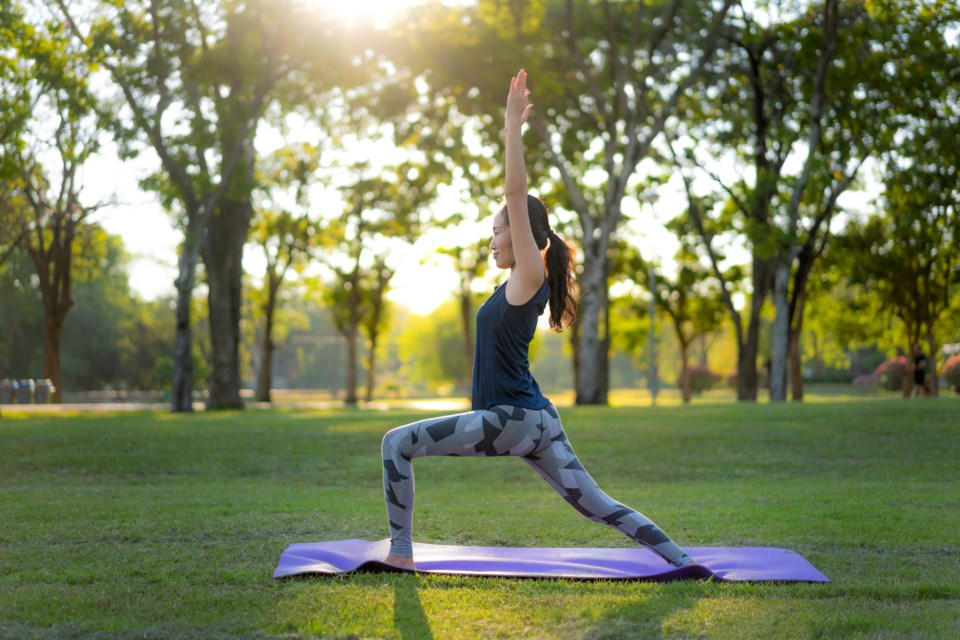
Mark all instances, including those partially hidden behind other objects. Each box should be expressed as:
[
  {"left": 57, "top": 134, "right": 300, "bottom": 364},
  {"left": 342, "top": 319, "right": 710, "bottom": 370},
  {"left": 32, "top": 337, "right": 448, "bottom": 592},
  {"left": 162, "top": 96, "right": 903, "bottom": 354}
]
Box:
[{"left": 381, "top": 69, "right": 693, "bottom": 570}]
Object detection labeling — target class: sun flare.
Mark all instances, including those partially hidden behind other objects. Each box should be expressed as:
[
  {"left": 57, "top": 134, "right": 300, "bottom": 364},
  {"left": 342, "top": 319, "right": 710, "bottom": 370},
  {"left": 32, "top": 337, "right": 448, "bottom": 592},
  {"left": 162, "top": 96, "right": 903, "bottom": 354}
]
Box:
[{"left": 301, "top": 0, "right": 426, "bottom": 22}]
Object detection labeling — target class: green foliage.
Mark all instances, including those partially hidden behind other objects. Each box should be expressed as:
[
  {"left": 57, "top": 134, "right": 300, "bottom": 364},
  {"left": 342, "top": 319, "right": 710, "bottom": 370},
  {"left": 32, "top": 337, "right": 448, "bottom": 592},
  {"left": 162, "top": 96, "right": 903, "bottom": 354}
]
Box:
[
  {"left": 800, "top": 252, "right": 880, "bottom": 370},
  {"left": 397, "top": 298, "right": 480, "bottom": 393},
  {"left": 1, "top": 0, "right": 956, "bottom": 406},
  {"left": 247, "top": 142, "right": 325, "bottom": 398},
  {"left": 0, "top": 243, "right": 44, "bottom": 379},
  {"left": 609, "top": 236, "right": 727, "bottom": 398},
  {"left": 839, "top": 151, "right": 960, "bottom": 353},
  {"left": 385, "top": 0, "right": 739, "bottom": 403},
  {"left": 60, "top": 228, "right": 135, "bottom": 390},
  {"left": 0, "top": 227, "right": 179, "bottom": 392}
]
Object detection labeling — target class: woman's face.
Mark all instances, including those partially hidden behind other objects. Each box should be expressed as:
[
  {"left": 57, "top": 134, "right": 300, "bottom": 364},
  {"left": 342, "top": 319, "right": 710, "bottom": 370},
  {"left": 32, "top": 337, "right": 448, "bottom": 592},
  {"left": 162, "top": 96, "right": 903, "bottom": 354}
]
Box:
[{"left": 489, "top": 209, "right": 514, "bottom": 270}]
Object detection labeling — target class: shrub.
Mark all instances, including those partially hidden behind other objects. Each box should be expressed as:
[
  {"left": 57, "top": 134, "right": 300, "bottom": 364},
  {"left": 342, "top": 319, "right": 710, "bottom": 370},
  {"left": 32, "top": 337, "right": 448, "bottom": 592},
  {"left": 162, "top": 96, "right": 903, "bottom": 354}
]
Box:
[
  {"left": 677, "top": 365, "right": 721, "bottom": 395},
  {"left": 942, "top": 354, "right": 960, "bottom": 394},
  {"left": 872, "top": 356, "right": 907, "bottom": 391},
  {"left": 725, "top": 370, "right": 738, "bottom": 389},
  {"left": 724, "top": 367, "right": 770, "bottom": 389},
  {"left": 805, "top": 369, "right": 857, "bottom": 384},
  {"left": 852, "top": 373, "right": 880, "bottom": 394}
]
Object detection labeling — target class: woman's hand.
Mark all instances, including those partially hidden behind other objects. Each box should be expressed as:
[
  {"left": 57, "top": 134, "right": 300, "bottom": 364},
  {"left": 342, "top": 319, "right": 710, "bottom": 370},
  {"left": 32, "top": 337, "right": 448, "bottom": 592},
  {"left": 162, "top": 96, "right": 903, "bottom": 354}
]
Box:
[{"left": 506, "top": 69, "right": 534, "bottom": 130}]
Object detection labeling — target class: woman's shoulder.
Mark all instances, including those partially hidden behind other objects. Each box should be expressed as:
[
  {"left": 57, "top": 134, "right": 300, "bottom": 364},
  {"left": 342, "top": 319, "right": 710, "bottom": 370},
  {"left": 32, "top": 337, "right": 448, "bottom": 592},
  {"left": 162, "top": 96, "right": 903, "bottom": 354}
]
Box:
[{"left": 504, "top": 277, "right": 548, "bottom": 312}]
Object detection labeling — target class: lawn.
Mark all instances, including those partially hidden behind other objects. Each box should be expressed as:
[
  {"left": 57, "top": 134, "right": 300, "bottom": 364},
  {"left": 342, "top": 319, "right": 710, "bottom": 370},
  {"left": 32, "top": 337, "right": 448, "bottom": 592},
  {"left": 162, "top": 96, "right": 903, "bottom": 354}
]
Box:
[{"left": 0, "top": 396, "right": 958, "bottom": 639}]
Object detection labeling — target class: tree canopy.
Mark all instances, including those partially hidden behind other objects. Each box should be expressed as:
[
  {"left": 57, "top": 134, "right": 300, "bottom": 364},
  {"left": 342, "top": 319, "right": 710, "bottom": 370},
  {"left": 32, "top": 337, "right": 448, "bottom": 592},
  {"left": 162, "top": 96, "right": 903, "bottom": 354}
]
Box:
[{"left": 2, "top": 0, "right": 958, "bottom": 407}]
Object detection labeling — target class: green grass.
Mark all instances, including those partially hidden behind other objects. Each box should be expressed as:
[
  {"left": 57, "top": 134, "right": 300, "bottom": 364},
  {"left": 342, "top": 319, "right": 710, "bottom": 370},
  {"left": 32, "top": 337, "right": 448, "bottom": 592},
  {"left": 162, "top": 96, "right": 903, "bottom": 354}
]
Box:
[{"left": 1, "top": 396, "right": 958, "bottom": 639}]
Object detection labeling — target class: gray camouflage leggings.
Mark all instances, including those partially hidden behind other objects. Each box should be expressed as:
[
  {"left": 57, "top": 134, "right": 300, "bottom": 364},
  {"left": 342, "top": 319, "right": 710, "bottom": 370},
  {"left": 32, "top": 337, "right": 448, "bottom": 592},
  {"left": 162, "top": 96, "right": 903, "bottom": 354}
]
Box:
[{"left": 381, "top": 404, "right": 692, "bottom": 567}]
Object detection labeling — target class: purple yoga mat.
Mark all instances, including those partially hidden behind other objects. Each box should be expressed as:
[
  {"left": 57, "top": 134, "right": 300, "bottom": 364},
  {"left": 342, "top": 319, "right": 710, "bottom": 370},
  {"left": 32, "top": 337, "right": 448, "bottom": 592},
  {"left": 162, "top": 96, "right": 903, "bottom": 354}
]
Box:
[{"left": 273, "top": 539, "right": 829, "bottom": 582}]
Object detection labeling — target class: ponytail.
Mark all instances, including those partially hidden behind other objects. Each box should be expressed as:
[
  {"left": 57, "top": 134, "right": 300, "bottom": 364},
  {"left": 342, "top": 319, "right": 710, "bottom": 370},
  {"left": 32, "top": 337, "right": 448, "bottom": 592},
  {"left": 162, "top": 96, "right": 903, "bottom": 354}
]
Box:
[
  {"left": 503, "top": 195, "right": 580, "bottom": 331},
  {"left": 544, "top": 229, "right": 578, "bottom": 332}
]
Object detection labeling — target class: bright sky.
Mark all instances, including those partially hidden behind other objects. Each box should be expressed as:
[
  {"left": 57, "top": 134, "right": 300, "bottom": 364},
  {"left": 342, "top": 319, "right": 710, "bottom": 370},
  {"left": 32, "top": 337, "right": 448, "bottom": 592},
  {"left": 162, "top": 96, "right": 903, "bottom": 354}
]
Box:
[{"left": 301, "top": 0, "right": 428, "bottom": 25}]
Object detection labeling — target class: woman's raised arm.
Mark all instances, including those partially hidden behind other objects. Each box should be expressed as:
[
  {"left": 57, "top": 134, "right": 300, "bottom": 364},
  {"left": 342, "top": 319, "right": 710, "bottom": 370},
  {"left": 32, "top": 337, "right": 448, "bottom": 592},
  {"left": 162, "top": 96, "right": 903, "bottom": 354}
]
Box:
[{"left": 503, "top": 69, "right": 545, "bottom": 305}]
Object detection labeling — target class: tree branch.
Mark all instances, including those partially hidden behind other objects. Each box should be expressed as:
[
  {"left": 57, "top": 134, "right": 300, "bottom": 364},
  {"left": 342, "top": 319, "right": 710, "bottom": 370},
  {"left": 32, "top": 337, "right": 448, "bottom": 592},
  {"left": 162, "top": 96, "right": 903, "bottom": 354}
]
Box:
[
  {"left": 529, "top": 116, "right": 595, "bottom": 240},
  {"left": 54, "top": 0, "right": 200, "bottom": 215},
  {"left": 667, "top": 136, "right": 742, "bottom": 337}
]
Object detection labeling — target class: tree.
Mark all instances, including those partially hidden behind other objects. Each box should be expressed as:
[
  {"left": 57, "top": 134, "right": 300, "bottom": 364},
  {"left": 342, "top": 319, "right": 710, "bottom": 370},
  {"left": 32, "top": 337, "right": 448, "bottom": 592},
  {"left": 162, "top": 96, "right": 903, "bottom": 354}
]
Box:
[
  {"left": 774, "top": 0, "right": 954, "bottom": 401},
  {"left": 816, "top": 0, "right": 960, "bottom": 397},
  {"left": 2, "top": 7, "right": 104, "bottom": 403},
  {"left": 61, "top": 228, "right": 137, "bottom": 391},
  {"left": 0, "top": 224, "right": 172, "bottom": 396},
  {"left": 648, "top": 251, "right": 726, "bottom": 404},
  {"left": 249, "top": 144, "right": 320, "bottom": 402},
  {"left": 666, "top": 0, "right": 884, "bottom": 401},
  {"left": 54, "top": 0, "right": 359, "bottom": 411},
  {"left": 842, "top": 163, "right": 960, "bottom": 397},
  {"left": 0, "top": 2, "right": 33, "bottom": 276},
  {"left": 321, "top": 161, "right": 435, "bottom": 405},
  {"left": 766, "top": 0, "right": 839, "bottom": 403},
  {"left": 0, "top": 243, "right": 44, "bottom": 383},
  {"left": 387, "top": 0, "right": 736, "bottom": 404},
  {"left": 611, "top": 230, "right": 727, "bottom": 402}
]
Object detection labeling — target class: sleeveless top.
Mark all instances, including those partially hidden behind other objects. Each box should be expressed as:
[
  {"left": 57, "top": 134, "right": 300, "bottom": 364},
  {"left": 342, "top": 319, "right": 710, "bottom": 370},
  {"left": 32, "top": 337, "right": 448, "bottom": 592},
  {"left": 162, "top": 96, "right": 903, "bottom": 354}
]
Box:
[{"left": 471, "top": 278, "right": 550, "bottom": 411}]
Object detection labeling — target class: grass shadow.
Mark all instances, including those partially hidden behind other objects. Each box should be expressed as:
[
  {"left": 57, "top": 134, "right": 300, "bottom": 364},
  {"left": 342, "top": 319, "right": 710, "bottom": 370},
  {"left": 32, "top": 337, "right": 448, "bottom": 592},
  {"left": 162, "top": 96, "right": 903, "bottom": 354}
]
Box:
[{"left": 392, "top": 574, "right": 435, "bottom": 640}]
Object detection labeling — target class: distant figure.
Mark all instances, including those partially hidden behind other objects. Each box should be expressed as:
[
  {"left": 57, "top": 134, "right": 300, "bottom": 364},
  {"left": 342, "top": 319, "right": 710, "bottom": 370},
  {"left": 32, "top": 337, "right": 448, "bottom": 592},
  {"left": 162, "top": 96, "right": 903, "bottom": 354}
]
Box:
[{"left": 912, "top": 344, "right": 927, "bottom": 397}]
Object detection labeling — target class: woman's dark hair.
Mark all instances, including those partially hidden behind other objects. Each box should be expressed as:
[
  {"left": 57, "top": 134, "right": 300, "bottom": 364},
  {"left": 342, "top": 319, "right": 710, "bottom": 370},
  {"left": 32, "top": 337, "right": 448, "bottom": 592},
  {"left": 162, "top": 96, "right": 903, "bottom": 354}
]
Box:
[{"left": 502, "top": 194, "right": 579, "bottom": 332}]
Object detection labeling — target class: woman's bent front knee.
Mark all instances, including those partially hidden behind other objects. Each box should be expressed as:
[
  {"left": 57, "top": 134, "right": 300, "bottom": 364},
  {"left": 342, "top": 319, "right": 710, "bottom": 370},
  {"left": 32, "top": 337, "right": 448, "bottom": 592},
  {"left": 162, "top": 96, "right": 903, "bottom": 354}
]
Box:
[
  {"left": 381, "top": 427, "right": 401, "bottom": 460},
  {"left": 382, "top": 424, "right": 414, "bottom": 462}
]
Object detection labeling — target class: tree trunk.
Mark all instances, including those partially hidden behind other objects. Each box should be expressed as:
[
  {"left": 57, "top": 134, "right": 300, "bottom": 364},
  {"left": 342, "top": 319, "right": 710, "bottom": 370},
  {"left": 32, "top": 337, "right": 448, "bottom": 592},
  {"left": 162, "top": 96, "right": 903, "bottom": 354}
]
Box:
[
  {"left": 341, "top": 259, "right": 362, "bottom": 406},
  {"left": 925, "top": 329, "right": 939, "bottom": 397},
  {"left": 903, "top": 345, "right": 914, "bottom": 398},
  {"left": 769, "top": 259, "right": 791, "bottom": 401},
  {"left": 460, "top": 290, "right": 474, "bottom": 399},
  {"left": 576, "top": 250, "right": 608, "bottom": 405},
  {"left": 569, "top": 311, "right": 580, "bottom": 396},
  {"left": 680, "top": 350, "right": 692, "bottom": 404},
  {"left": 42, "top": 314, "right": 64, "bottom": 404},
  {"left": 737, "top": 345, "right": 758, "bottom": 401},
  {"left": 255, "top": 278, "right": 278, "bottom": 403},
  {"left": 738, "top": 260, "right": 771, "bottom": 401},
  {"left": 789, "top": 289, "right": 808, "bottom": 401},
  {"left": 344, "top": 324, "right": 358, "bottom": 406},
  {"left": 902, "top": 324, "right": 922, "bottom": 398},
  {"left": 171, "top": 252, "right": 197, "bottom": 412},
  {"left": 202, "top": 197, "right": 252, "bottom": 409},
  {"left": 364, "top": 334, "right": 378, "bottom": 403},
  {"left": 255, "top": 331, "right": 273, "bottom": 403},
  {"left": 698, "top": 334, "right": 709, "bottom": 367},
  {"left": 787, "top": 252, "right": 816, "bottom": 403}
]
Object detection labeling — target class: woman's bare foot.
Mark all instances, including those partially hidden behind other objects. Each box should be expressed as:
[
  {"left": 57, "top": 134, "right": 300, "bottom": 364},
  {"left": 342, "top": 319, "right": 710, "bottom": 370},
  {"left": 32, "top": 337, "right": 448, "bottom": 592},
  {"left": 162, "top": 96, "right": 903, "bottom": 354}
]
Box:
[{"left": 384, "top": 554, "right": 416, "bottom": 571}]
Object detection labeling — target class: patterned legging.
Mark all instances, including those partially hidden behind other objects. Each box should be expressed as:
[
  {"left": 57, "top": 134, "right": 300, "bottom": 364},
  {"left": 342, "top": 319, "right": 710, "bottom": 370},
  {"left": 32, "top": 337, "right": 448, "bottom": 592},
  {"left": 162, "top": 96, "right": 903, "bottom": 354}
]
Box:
[{"left": 381, "top": 404, "right": 692, "bottom": 567}]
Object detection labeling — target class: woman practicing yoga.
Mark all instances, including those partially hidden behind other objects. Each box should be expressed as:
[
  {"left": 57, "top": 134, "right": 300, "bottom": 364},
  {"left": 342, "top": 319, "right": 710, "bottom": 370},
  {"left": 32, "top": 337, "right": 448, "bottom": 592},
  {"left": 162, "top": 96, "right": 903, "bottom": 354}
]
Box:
[{"left": 381, "top": 69, "right": 693, "bottom": 571}]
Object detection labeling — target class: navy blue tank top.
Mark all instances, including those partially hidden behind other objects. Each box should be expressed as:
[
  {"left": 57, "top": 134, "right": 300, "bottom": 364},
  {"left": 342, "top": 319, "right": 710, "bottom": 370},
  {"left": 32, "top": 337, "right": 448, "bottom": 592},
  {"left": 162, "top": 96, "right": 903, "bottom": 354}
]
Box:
[{"left": 471, "top": 279, "right": 550, "bottom": 411}]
